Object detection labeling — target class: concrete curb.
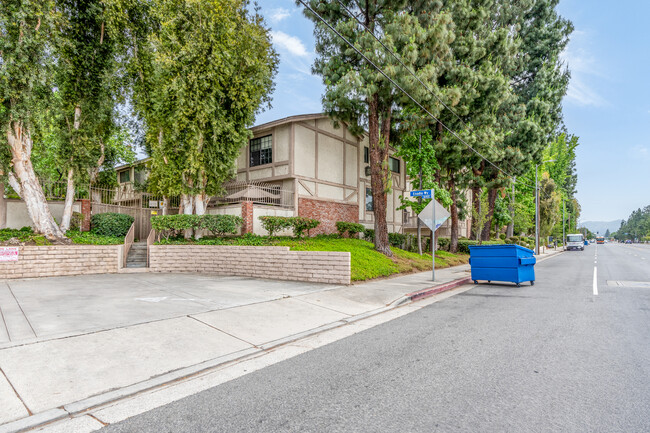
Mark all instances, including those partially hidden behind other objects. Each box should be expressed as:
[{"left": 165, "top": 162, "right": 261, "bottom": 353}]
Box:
[{"left": 0, "top": 275, "right": 473, "bottom": 433}]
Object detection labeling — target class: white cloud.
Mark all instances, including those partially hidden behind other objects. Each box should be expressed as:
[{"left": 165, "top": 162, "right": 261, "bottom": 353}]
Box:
[
  {"left": 271, "top": 31, "right": 309, "bottom": 57},
  {"left": 268, "top": 8, "right": 291, "bottom": 23},
  {"left": 564, "top": 75, "right": 607, "bottom": 107},
  {"left": 560, "top": 31, "right": 609, "bottom": 107},
  {"left": 632, "top": 144, "right": 650, "bottom": 161}
]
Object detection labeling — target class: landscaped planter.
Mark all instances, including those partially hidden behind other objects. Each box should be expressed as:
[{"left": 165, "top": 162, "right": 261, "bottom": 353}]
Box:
[
  {"left": 149, "top": 245, "right": 351, "bottom": 285},
  {"left": 0, "top": 245, "right": 122, "bottom": 280}
]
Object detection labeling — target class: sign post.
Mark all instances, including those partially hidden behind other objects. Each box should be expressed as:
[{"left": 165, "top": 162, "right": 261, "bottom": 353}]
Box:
[{"left": 410, "top": 189, "right": 435, "bottom": 281}]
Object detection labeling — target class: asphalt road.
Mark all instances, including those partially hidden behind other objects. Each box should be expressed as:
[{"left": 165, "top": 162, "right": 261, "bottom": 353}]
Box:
[{"left": 101, "top": 243, "right": 650, "bottom": 432}]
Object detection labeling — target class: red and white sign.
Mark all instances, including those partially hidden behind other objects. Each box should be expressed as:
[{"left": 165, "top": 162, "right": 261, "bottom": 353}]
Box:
[{"left": 0, "top": 247, "right": 19, "bottom": 262}]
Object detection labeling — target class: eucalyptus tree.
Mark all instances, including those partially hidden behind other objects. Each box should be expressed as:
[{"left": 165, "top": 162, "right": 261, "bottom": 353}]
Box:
[
  {"left": 302, "top": 0, "right": 453, "bottom": 256},
  {"left": 54, "top": 0, "right": 122, "bottom": 232},
  {"left": 134, "top": 0, "right": 278, "bottom": 220},
  {"left": 0, "top": 0, "right": 66, "bottom": 239}
]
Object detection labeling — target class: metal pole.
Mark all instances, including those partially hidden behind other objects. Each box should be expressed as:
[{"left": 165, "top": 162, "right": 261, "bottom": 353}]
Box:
[
  {"left": 432, "top": 188, "right": 435, "bottom": 282},
  {"left": 535, "top": 164, "right": 539, "bottom": 255},
  {"left": 417, "top": 133, "right": 422, "bottom": 255},
  {"left": 562, "top": 199, "right": 566, "bottom": 250},
  {"left": 562, "top": 199, "right": 565, "bottom": 250}
]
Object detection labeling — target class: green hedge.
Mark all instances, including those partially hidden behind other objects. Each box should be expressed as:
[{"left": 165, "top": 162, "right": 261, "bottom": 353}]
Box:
[
  {"left": 437, "top": 238, "right": 505, "bottom": 254},
  {"left": 258, "top": 216, "right": 320, "bottom": 237},
  {"left": 151, "top": 214, "right": 243, "bottom": 240},
  {"left": 336, "top": 221, "right": 365, "bottom": 238},
  {"left": 91, "top": 213, "right": 134, "bottom": 237}
]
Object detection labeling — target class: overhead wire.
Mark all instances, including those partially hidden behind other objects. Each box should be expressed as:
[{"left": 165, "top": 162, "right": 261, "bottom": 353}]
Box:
[{"left": 298, "top": 0, "right": 551, "bottom": 198}]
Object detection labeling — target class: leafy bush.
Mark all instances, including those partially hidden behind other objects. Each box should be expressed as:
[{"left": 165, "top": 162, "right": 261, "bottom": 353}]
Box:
[
  {"left": 258, "top": 216, "right": 293, "bottom": 237},
  {"left": 363, "top": 228, "right": 375, "bottom": 242},
  {"left": 388, "top": 232, "right": 406, "bottom": 248},
  {"left": 200, "top": 215, "right": 243, "bottom": 236},
  {"left": 437, "top": 237, "right": 450, "bottom": 251},
  {"left": 499, "top": 233, "right": 507, "bottom": 240},
  {"left": 69, "top": 212, "right": 83, "bottom": 231},
  {"left": 67, "top": 230, "right": 123, "bottom": 245},
  {"left": 291, "top": 217, "right": 320, "bottom": 237},
  {"left": 151, "top": 214, "right": 202, "bottom": 240},
  {"left": 91, "top": 213, "right": 134, "bottom": 237},
  {"left": 336, "top": 221, "right": 365, "bottom": 238}
]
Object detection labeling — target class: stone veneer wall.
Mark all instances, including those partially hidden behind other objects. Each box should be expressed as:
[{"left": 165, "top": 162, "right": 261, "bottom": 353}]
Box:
[
  {"left": 0, "top": 245, "right": 121, "bottom": 279},
  {"left": 149, "top": 245, "right": 351, "bottom": 285},
  {"left": 298, "top": 198, "right": 358, "bottom": 236}
]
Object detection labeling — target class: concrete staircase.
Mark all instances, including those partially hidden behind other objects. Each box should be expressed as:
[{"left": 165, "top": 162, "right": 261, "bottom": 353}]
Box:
[{"left": 126, "top": 242, "right": 147, "bottom": 268}]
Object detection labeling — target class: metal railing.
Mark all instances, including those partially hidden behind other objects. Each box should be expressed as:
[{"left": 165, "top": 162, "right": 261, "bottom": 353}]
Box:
[
  {"left": 90, "top": 185, "right": 180, "bottom": 209},
  {"left": 123, "top": 222, "right": 135, "bottom": 268},
  {"left": 212, "top": 181, "right": 294, "bottom": 209},
  {"left": 146, "top": 229, "right": 156, "bottom": 268}
]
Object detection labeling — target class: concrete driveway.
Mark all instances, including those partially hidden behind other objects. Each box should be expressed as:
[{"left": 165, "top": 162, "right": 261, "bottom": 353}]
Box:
[{"left": 0, "top": 273, "right": 336, "bottom": 347}]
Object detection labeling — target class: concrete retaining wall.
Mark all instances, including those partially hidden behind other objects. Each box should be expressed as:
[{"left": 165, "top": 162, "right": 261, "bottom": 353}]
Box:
[
  {"left": 0, "top": 245, "right": 121, "bottom": 280},
  {"left": 149, "top": 245, "right": 350, "bottom": 285}
]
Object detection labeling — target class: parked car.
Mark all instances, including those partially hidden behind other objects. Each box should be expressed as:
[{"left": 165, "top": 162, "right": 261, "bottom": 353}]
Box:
[{"left": 625, "top": 240, "right": 632, "bottom": 244}]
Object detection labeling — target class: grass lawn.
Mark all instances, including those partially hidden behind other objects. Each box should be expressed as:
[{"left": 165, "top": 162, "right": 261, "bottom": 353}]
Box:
[{"left": 158, "top": 235, "right": 469, "bottom": 282}]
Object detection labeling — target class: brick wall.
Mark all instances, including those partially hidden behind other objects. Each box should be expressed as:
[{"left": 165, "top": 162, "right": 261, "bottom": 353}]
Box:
[
  {"left": 0, "top": 245, "right": 121, "bottom": 279},
  {"left": 298, "top": 198, "right": 358, "bottom": 236},
  {"left": 241, "top": 201, "right": 254, "bottom": 234},
  {"left": 149, "top": 245, "right": 350, "bottom": 285}
]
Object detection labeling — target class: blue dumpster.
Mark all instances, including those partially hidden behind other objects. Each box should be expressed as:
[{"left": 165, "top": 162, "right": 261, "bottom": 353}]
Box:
[{"left": 468, "top": 244, "right": 536, "bottom": 287}]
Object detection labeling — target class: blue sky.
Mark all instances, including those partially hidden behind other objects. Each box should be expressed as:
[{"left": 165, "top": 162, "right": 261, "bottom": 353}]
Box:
[{"left": 256, "top": 0, "right": 650, "bottom": 223}]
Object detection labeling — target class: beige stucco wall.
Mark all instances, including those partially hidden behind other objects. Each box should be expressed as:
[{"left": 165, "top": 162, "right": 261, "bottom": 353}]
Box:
[
  {"left": 294, "top": 125, "right": 316, "bottom": 178},
  {"left": 5, "top": 200, "right": 81, "bottom": 230}
]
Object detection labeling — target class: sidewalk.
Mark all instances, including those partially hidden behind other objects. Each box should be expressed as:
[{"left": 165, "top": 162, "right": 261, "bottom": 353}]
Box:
[{"left": 0, "top": 249, "right": 562, "bottom": 432}]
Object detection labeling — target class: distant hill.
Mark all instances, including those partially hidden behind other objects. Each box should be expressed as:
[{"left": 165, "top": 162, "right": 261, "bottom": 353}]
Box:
[{"left": 580, "top": 220, "right": 623, "bottom": 236}]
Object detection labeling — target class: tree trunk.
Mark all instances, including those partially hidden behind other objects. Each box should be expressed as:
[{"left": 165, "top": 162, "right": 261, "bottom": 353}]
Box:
[
  {"left": 60, "top": 106, "right": 82, "bottom": 233},
  {"left": 470, "top": 186, "right": 481, "bottom": 240},
  {"left": 368, "top": 93, "right": 392, "bottom": 257},
  {"left": 506, "top": 177, "right": 515, "bottom": 238},
  {"left": 7, "top": 123, "right": 64, "bottom": 239},
  {"left": 59, "top": 168, "right": 75, "bottom": 232},
  {"left": 481, "top": 188, "right": 497, "bottom": 241},
  {"left": 181, "top": 193, "right": 194, "bottom": 239},
  {"left": 448, "top": 175, "right": 459, "bottom": 254},
  {"left": 194, "top": 193, "right": 210, "bottom": 239},
  {"left": 162, "top": 197, "right": 169, "bottom": 216}
]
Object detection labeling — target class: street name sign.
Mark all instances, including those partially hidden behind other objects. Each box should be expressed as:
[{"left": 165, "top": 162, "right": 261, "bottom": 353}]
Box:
[{"left": 410, "top": 189, "right": 432, "bottom": 199}]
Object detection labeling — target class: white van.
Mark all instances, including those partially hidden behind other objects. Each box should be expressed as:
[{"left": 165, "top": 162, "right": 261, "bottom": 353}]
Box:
[{"left": 566, "top": 233, "right": 584, "bottom": 251}]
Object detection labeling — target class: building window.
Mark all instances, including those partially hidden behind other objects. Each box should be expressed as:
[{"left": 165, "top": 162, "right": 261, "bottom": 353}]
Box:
[
  {"left": 365, "top": 187, "right": 373, "bottom": 211},
  {"left": 364, "top": 146, "right": 369, "bottom": 163},
  {"left": 250, "top": 135, "right": 272, "bottom": 167},
  {"left": 119, "top": 170, "right": 130, "bottom": 183},
  {"left": 389, "top": 156, "right": 400, "bottom": 173}
]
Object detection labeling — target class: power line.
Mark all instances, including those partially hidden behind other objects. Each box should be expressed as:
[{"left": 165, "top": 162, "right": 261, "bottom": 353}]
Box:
[{"left": 299, "top": 0, "right": 548, "bottom": 197}]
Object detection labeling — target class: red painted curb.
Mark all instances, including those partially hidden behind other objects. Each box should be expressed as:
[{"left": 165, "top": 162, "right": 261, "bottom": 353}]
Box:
[{"left": 406, "top": 277, "right": 472, "bottom": 302}]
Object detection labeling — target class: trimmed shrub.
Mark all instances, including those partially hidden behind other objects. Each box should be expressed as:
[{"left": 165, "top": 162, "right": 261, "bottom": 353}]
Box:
[
  {"left": 499, "top": 233, "right": 507, "bottom": 240},
  {"left": 363, "top": 228, "right": 375, "bottom": 242},
  {"left": 151, "top": 214, "right": 201, "bottom": 240},
  {"left": 70, "top": 212, "right": 83, "bottom": 231},
  {"left": 388, "top": 232, "right": 406, "bottom": 248},
  {"left": 91, "top": 213, "right": 134, "bottom": 237},
  {"left": 336, "top": 221, "right": 365, "bottom": 238},
  {"left": 438, "top": 237, "right": 451, "bottom": 251},
  {"left": 200, "top": 215, "right": 243, "bottom": 236},
  {"left": 291, "top": 217, "right": 320, "bottom": 237},
  {"left": 258, "top": 216, "right": 293, "bottom": 237}
]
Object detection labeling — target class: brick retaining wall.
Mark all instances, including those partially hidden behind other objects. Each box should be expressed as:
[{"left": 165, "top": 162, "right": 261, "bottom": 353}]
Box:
[
  {"left": 0, "top": 245, "right": 121, "bottom": 279},
  {"left": 149, "top": 245, "right": 351, "bottom": 285},
  {"left": 298, "top": 198, "right": 358, "bottom": 236}
]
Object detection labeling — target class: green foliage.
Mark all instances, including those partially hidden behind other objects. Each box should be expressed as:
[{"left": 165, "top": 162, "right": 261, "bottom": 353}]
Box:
[
  {"left": 290, "top": 217, "right": 320, "bottom": 238},
  {"left": 336, "top": 222, "right": 365, "bottom": 238},
  {"left": 258, "top": 216, "right": 321, "bottom": 238},
  {"left": 135, "top": 0, "right": 279, "bottom": 203},
  {"left": 363, "top": 229, "right": 375, "bottom": 242},
  {"left": 615, "top": 206, "right": 650, "bottom": 241},
  {"left": 0, "top": 228, "right": 122, "bottom": 245},
  {"left": 472, "top": 190, "right": 490, "bottom": 245},
  {"left": 151, "top": 214, "right": 201, "bottom": 240},
  {"left": 90, "top": 213, "right": 134, "bottom": 237},
  {"left": 200, "top": 215, "right": 243, "bottom": 237},
  {"left": 258, "top": 216, "right": 293, "bottom": 237}
]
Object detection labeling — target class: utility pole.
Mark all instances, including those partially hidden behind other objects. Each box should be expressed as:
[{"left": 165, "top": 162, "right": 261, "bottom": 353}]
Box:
[
  {"left": 535, "top": 166, "right": 539, "bottom": 255},
  {"left": 506, "top": 176, "right": 515, "bottom": 238},
  {"left": 417, "top": 133, "right": 422, "bottom": 255},
  {"left": 562, "top": 199, "right": 565, "bottom": 249}
]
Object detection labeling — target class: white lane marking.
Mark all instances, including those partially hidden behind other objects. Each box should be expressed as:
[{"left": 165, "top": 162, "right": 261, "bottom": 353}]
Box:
[{"left": 593, "top": 266, "right": 598, "bottom": 296}]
